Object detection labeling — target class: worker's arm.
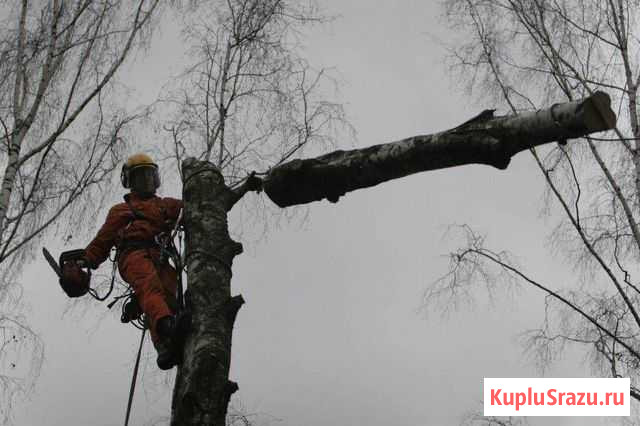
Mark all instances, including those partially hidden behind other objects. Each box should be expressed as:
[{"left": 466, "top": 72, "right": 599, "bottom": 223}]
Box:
[{"left": 84, "top": 205, "right": 128, "bottom": 269}]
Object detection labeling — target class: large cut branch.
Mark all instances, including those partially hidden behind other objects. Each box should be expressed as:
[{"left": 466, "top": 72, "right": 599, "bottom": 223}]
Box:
[{"left": 263, "top": 91, "right": 616, "bottom": 207}]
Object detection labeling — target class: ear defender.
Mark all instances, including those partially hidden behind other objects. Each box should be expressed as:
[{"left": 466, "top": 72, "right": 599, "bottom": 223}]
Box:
[{"left": 121, "top": 163, "right": 131, "bottom": 189}]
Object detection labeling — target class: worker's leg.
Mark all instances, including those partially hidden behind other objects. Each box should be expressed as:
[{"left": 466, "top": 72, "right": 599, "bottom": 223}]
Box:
[
  {"left": 157, "top": 262, "right": 178, "bottom": 312},
  {"left": 119, "top": 250, "right": 174, "bottom": 343}
]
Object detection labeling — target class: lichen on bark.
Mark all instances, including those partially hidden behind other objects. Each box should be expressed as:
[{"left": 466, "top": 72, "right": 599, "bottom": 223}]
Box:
[{"left": 171, "top": 158, "right": 244, "bottom": 426}]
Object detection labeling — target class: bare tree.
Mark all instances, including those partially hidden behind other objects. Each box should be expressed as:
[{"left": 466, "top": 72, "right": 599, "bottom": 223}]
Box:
[
  {"left": 175, "top": 87, "right": 613, "bottom": 426},
  {"left": 143, "top": 1, "right": 624, "bottom": 425},
  {"left": 53, "top": 1, "right": 614, "bottom": 424},
  {"left": 159, "top": 0, "right": 346, "bottom": 185},
  {"left": 0, "top": 1, "right": 161, "bottom": 423},
  {"left": 154, "top": 2, "right": 346, "bottom": 423},
  {"left": 175, "top": 54, "right": 614, "bottom": 426},
  {"left": 424, "top": 0, "right": 640, "bottom": 406}
]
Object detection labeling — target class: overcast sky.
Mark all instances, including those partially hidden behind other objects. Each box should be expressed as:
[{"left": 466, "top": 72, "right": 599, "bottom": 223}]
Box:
[{"left": 12, "top": 1, "right": 628, "bottom": 426}]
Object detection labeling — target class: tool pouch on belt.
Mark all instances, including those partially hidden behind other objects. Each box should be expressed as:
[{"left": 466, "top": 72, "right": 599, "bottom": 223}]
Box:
[{"left": 59, "top": 250, "right": 91, "bottom": 298}]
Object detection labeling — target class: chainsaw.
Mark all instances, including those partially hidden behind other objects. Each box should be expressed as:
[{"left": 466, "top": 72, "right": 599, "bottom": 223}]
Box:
[{"left": 42, "top": 248, "right": 91, "bottom": 297}]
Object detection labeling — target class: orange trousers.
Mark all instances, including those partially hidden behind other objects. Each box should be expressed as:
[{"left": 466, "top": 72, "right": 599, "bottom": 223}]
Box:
[{"left": 118, "top": 248, "right": 177, "bottom": 342}]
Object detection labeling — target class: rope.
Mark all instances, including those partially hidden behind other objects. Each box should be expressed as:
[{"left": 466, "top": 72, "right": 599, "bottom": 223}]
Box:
[
  {"left": 88, "top": 259, "right": 117, "bottom": 301},
  {"left": 124, "top": 327, "right": 146, "bottom": 426}
]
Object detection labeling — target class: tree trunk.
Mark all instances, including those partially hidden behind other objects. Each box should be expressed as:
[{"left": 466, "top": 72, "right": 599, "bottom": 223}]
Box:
[
  {"left": 171, "top": 158, "right": 244, "bottom": 426},
  {"left": 263, "top": 91, "right": 616, "bottom": 207}
]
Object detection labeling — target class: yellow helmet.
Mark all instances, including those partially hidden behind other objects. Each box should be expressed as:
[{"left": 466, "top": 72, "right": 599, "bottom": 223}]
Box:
[
  {"left": 120, "top": 153, "right": 160, "bottom": 192},
  {"left": 125, "top": 153, "right": 155, "bottom": 168}
]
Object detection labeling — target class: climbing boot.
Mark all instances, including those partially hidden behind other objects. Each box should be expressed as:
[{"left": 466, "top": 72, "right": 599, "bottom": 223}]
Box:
[
  {"left": 156, "top": 315, "right": 176, "bottom": 339},
  {"left": 155, "top": 338, "right": 177, "bottom": 370},
  {"left": 155, "top": 316, "right": 178, "bottom": 370}
]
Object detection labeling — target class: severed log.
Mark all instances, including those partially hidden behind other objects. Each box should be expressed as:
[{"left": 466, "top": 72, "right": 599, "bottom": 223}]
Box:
[{"left": 263, "top": 91, "right": 616, "bottom": 207}]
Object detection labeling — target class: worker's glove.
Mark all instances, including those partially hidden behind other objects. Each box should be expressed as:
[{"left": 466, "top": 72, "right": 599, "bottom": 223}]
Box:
[{"left": 60, "top": 260, "right": 90, "bottom": 298}]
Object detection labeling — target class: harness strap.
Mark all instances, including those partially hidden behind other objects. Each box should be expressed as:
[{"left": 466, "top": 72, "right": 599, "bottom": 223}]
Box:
[{"left": 124, "top": 195, "right": 149, "bottom": 221}]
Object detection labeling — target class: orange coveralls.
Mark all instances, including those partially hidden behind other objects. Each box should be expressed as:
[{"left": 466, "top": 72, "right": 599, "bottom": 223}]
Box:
[{"left": 84, "top": 193, "right": 183, "bottom": 342}]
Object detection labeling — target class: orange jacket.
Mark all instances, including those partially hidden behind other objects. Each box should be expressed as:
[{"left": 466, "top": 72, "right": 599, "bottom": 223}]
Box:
[{"left": 85, "top": 193, "right": 183, "bottom": 268}]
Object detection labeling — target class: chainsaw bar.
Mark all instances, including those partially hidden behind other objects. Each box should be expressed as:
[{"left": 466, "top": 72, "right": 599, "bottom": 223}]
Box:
[{"left": 42, "top": 247, "right": 62, "bottom": 278}]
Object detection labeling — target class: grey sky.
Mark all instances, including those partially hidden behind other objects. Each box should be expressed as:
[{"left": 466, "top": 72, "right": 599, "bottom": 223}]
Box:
[{"left": 12, "top": 1, "right": 627, "bottom": 425}]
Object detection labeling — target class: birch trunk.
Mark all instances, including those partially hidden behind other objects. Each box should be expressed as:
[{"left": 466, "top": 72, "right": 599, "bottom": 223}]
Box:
[
  {"left": 264, "top": 91, "right": 616, "bottom": 207},
  {"left": 172, "top": 158, "right": 244, "bottom": 426}
]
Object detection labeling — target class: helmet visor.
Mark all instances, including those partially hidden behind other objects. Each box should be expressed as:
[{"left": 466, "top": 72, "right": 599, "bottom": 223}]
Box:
[{"left": 130, "top": 165, "right": 159, "bottom": 194}]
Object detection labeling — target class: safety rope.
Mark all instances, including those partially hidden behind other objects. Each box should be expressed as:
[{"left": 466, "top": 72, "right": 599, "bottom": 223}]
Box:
[{"left": 124, "top": 326, "right": 146, "bottom": 426}]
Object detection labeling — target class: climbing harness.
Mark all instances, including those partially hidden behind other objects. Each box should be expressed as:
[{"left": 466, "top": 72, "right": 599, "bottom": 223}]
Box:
[{"left": 108, "top": 197, "right": 184, "bottom": 325}]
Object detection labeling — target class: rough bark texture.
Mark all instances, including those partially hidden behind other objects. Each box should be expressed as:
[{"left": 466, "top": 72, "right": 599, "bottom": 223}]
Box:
[
  {"left": 171, "top": 158, "right": 244, "bottom": 426},
  {"left": 263, "top": 91, "right": 616, "bottom": 207}
]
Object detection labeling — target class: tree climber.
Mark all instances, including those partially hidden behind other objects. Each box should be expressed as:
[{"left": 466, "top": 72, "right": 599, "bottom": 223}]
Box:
[
  {"left": 49, "top": 154, "right": 264, "bottom": 370},
  {"left": 83, "top": 153, "right": 183, "bottom": 370}
]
